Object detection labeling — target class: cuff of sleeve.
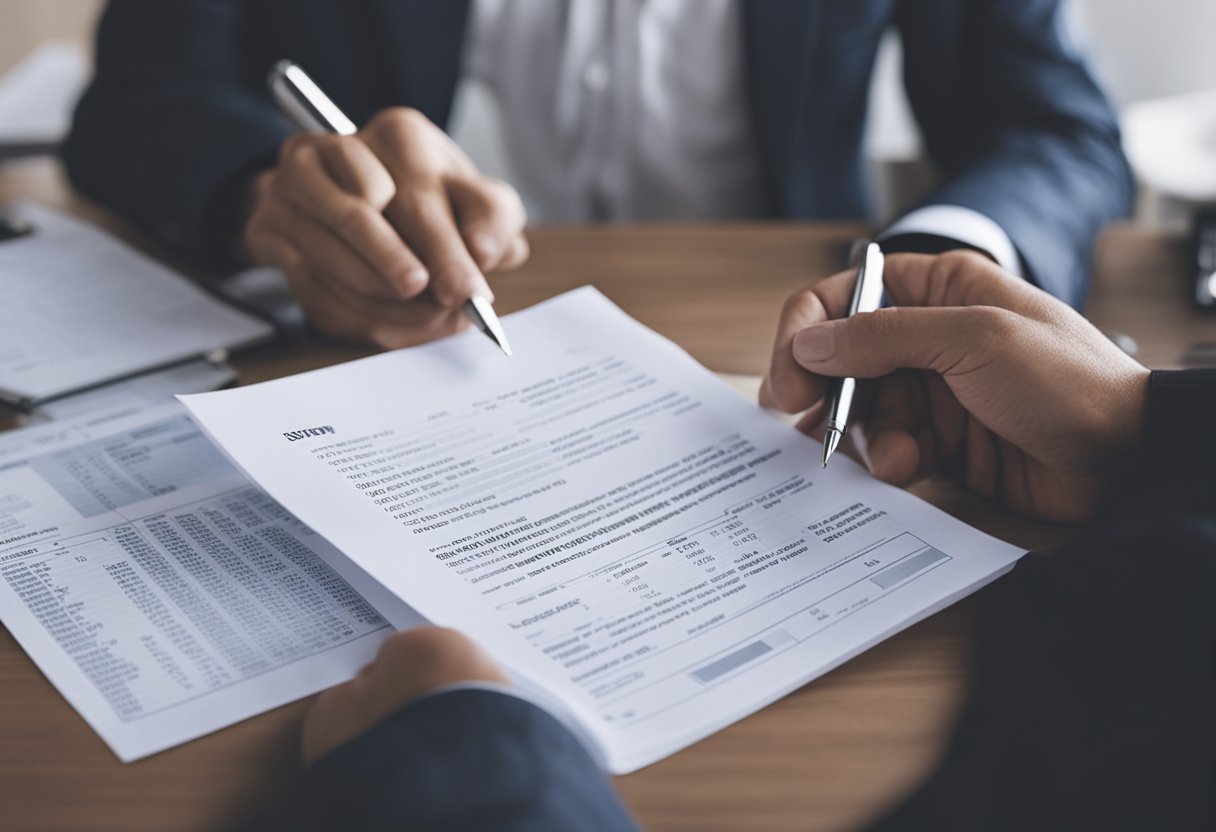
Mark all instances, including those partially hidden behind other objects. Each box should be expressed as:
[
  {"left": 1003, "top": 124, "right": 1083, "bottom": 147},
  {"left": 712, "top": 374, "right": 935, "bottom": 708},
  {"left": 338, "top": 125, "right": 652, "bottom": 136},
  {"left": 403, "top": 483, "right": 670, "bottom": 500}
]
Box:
[
  {"left": 412, "top": 679, "right": 539, "bottom": 708},
  {"left": 1110, "top": 370, "right": 1216, "bottom": 517},
  {"left": 881, "top": 205, "right": 1024, "bottom": 279}
]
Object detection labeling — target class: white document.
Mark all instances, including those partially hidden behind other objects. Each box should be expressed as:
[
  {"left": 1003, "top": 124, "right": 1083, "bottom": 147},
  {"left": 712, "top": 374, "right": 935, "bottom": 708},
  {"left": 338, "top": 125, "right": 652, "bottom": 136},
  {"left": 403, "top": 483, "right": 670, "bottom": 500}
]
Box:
[
  {"left": 0, "top": 203, "right": 272, "bottom": 406},
  {"left": 0, "top": 42, "right": 87, "bottom": 148},
  {"left": 21, "top": 359, "right": 236, "bottom": 425},
  {"left": 183, "top": 288, "right": 1025, "bottom": 773},
  {"left": 0, "top": 403, "right": 423, "bottom": 762}
]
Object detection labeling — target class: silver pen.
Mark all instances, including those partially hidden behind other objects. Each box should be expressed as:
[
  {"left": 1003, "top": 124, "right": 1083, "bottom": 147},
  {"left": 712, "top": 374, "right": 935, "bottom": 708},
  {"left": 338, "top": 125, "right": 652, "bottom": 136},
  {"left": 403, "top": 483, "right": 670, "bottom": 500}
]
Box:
[
  {"left": 267, "top": 60, "right": 512, "bottom": 357},
  {"left": 822, "top": 242, "right": 885, "bottom": 468}
]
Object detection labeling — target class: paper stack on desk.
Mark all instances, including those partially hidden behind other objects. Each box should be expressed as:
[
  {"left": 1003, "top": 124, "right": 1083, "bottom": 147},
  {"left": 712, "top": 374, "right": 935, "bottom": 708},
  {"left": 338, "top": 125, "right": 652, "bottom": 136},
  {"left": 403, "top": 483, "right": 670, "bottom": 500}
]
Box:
[
  {"left": 0, "top": 203, "right": 271, "bottom": 408},
  {"left": 182, "top": 288, "right": 1025, "bottom": 773},
  {"left": 0, "top": 403, "right": 424, "bottom": 761},
  {"left": 0, "top": 288, "right": 1022, "bottom": 767}
]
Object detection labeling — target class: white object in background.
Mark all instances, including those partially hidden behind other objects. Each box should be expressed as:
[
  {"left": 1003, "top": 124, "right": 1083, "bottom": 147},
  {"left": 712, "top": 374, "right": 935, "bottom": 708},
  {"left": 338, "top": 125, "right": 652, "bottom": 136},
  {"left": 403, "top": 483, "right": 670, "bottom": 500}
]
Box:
[
  {"left": 0, "top": 42, "right": 88, "bottom": 150},
  {"left": 1123, "top": 89, "right": 1216, "bottom": 203},
  {"left": 0, "top": 203, "right": 272, "bottom": 407},
  {"left": 463, "top": 0, "right": 764, "bottom": 222},
  {"left": 220, "top": 267, "right": 307, "bottom": 330},
  {"left": 183, "top": 287, "right": 1025, "bottom": 773},
  {"left": 0, "top": 403, "right": 426, "bottom": 762},
  {"left": 19, "top": 359, "right": 237, "bottom": 425}
]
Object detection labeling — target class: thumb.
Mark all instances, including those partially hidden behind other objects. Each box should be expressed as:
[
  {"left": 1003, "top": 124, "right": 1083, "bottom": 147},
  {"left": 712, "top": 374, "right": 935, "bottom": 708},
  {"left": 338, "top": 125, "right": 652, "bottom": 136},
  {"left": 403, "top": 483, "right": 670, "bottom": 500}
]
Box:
[{"left": 791, "top": 306, "right": 1013, "bottom": 378}]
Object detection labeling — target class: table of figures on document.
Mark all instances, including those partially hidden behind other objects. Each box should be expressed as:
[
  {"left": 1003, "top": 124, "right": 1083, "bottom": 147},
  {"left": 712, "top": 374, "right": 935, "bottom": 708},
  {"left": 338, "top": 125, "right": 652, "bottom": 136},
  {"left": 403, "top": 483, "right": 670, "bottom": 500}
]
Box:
[
  {"left": 0, "top": 407, "right": 410, "bottom": 760},
  {"left": 412, "top": 406, "right": 953, "bottom": 728}
]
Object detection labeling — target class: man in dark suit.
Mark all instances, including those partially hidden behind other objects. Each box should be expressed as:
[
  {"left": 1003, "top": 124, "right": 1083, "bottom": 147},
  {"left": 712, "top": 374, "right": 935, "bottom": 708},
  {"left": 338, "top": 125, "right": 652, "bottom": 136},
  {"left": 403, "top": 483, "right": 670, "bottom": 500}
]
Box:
[
  {"left": 64, "top": 0, "right": 1131, "bottom": 348},
  {"left": 242, "top": 252, "right": 1214, "bottom": 831}
]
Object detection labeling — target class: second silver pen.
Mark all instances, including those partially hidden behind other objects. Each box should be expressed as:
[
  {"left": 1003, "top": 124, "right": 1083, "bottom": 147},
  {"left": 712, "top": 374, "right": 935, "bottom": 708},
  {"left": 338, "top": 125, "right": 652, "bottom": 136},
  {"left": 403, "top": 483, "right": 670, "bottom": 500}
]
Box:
[
  {"left": 822, "top": 242, "right": 885, "bottom": 468},
  {"left": 266, "top": 60, "right": 512, "bottom": 357}
]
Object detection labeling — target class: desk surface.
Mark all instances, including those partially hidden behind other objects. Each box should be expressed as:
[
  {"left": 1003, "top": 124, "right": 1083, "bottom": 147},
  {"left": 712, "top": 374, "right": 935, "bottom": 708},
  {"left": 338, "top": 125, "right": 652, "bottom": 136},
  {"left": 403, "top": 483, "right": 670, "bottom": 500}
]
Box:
[{"left": 1, "top": 159, "right": 1210, "bottom": 832}]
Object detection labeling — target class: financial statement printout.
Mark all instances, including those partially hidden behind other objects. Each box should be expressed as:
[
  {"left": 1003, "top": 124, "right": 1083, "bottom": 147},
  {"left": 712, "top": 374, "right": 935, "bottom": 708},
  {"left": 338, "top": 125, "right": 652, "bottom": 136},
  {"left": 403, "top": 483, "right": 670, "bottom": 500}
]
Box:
[{"left": 183, "top": 288, "right": 1024, "bottom": 773}]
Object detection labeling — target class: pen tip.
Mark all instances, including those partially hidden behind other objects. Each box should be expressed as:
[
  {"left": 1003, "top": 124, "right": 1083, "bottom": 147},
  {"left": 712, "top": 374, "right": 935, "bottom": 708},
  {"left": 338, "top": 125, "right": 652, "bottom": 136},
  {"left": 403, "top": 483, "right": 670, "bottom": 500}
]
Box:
[
  {"left": 466, "top": 295, "right": 512, "bottom": 357},
  {"left": 822, "top": 429, "right": 842, "bottom": 469}
]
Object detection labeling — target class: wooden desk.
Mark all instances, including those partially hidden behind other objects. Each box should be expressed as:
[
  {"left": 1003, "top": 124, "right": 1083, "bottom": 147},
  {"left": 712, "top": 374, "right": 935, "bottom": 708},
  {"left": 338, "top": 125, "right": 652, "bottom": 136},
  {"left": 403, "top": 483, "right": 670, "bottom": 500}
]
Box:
[{"left": 1, "top": 159, "right": 1209, "bottom": 831}]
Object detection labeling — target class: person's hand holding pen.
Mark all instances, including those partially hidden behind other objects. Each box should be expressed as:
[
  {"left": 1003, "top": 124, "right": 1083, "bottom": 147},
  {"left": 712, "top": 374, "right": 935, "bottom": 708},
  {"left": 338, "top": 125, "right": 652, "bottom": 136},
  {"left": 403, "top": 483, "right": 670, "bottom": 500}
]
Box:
[
  {"left": 761, "top": 251, "right": 1152, "bottom": 522},
  {"left": 241, "top": 88, "right": 527, "bottom": 349}
]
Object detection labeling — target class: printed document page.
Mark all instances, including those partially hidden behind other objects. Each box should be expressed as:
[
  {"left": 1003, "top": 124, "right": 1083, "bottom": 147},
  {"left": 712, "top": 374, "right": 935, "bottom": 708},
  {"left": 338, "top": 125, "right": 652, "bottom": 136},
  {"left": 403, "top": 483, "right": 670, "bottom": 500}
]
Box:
[
  {"left": 183, "top": 288, "right": 1025, "bottom": 773},
  {"left": 0, "top": 203, "right": 272, "bottom": 405},
  {"left": 0, "top": 404, "right": 423, "bottom": 761}
]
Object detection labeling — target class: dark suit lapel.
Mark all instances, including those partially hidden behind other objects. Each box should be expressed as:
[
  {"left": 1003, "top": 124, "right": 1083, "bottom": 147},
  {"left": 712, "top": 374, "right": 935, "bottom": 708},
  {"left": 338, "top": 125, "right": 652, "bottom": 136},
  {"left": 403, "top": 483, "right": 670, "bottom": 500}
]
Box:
[
  {"left": 367, "top": 0, "right": 471, "bottom": 127},
  {"left": 741, "top": 0, "right": 823, "bottom": 215}
]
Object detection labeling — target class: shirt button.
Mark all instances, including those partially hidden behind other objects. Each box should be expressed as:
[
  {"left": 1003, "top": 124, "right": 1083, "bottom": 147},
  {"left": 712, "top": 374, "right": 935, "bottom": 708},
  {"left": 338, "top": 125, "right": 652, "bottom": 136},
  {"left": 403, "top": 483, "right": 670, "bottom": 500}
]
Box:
[{"left": 582, "top": 61, "right": 611, "bottom": 91}]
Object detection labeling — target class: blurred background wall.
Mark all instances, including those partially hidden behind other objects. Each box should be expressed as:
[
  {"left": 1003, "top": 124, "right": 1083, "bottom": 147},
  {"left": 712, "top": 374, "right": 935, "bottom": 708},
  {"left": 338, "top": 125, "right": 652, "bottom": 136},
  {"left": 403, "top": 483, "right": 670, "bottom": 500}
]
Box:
[
  {"left": 0, "top": 0, "right": 101, "bottom": 74},
  {"left": 3, "top": 0, "right": 1214, "bottom": 220}
]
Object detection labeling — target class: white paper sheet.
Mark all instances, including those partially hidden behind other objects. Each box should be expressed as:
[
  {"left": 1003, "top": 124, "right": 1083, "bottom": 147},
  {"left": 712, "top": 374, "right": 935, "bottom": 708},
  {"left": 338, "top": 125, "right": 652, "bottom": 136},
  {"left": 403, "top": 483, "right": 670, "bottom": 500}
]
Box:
[
  {"left": 0, "top": 203, "right": 272, "bottom": 405},
  {"left": 20, "top": 359, "right": 237, "bottom": 425},
  {"left": 0, "top": 404, "right": 423, "bottom": 761},
  {"left": 0, "top": 42, "right": 87, "bottom": 148},
  {"left": 183, "top": 288, "right": 1025, "bottom": 773}
]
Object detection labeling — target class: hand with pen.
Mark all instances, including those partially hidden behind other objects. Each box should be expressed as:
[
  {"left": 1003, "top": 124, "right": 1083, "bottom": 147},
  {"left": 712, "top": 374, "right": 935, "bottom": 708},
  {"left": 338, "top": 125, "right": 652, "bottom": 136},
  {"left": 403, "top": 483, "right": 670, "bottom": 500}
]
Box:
[
  {"left": 761, "top": 251, "right": 1151, "bottom": 522},
  {"left": 241, "top": 106, "right": 529, "bottom": 349}
]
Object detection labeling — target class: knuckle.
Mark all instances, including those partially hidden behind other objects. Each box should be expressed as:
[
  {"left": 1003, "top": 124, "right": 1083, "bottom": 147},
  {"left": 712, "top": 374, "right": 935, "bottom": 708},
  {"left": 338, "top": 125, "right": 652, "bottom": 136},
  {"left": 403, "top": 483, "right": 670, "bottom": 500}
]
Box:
[
  {"left": 394, "top": 268, "right": 430, "bottom": 299},
  {"left": 370, "top": 106, "right": 430, "bottom": 139},
  {"left": 273, "top": 244, "right": 307, "bottom": 275},
  {"left": 930, "top": 250, "right": 996, "bottom": 304},
  {"left": 485, "top": 177, "right": 525, "bottom": 216},
  {"left": 972, "top": 305, "right": 1021, "bottom": 342},
  {"left": 431, "top": 272, "right": 474, "bottom": 307},
  {"left": 502, "top": 234, "right": 530, "bottom": 268},
  {"left": 332, "top": 200, "right": 374, "bottom": 237},
  {"left": 938, "top": 248, "right": 988, "bottom": 272},
  {"left": 279, "top": 135, "right": 318, "bottom": 168},
  {"left": 780, "top": 289, "right": 820, "bottom": 326},
  {"left": 268, "top": 171, "right": 295, "bottom": 202},
  {"left": 391, "top": 188, "right": 431, "bottom": 220},
  {"left": 250, "top": 170, "right": 277, "bottom": 201}
]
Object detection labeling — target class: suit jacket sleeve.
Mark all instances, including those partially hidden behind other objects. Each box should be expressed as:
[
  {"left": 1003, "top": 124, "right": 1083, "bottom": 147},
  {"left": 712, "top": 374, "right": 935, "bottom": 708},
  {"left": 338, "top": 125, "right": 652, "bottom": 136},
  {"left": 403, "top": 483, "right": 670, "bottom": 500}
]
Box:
[
  {"left": 866, "top": 518, "right": 1216, "bottom": 832},
  {"left": 1113, "top": 369, "right": 1216, "bottom": 517},
  {"left": 62, "top": 0, "right": 289, "bottom": 271},
  {"left": 867, "top": 371, "right": 1216, "bottom": 831},
  {"left": 895, "top": 0, "right": 1134, "bottom": 306},
  {"left": 241, "top": 688, "right": 639, "bottom": 832}
]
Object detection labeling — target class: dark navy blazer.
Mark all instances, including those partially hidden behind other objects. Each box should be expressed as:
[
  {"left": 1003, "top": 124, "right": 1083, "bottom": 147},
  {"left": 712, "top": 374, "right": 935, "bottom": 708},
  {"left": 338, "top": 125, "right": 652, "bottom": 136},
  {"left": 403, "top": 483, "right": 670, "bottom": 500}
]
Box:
[{"left": 64, "top": 0, "right": 1132, "bottom": 306}]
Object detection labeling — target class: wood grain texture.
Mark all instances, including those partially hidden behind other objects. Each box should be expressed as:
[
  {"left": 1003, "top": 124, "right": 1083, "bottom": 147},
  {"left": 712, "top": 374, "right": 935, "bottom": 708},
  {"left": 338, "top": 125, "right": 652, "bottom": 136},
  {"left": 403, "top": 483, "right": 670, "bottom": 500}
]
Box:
[{"left": 0, "top": 159, "right": 1207, "bottom": 831}]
